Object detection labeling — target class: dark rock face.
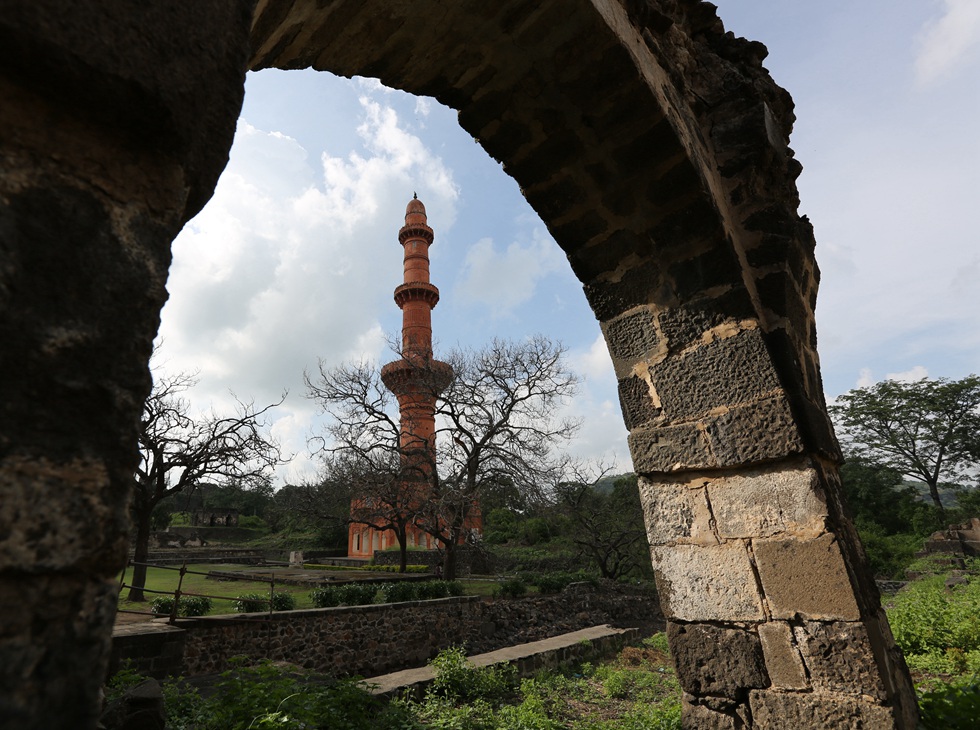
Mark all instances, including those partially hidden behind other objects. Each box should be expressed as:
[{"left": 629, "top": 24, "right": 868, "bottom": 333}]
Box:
[
  {"left": 1, "top": 1, "right": 916, "bottom": 727},
  {"left": 0, "top": 3, "right": 254, "bottom": 728}
]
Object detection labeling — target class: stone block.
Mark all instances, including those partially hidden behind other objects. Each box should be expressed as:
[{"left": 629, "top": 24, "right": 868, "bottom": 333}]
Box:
[
  {"left": 756, "top": 621, "right": 808, "bottom": 690},
  {"left": 629, "top": 421, "right": 715, "bottom": 472},
  {"left": 651, "top": 543, "right": 764, "bottom": 621},
  {"left": 753, "top": 533, "right": 861, "bottom": 621},
  {"left": 748, "top": 689, "right": 896, "bottom": 729},
  {"left": 618, "top": 375, "right": 662, "bottom": 430},
  {"left": 706, "top": 395, "right": 805, "bottom": 467},
  {"left": 794, "top": 621, "right": 887, "bottom": 700},
  {"left": 706, "top": 464, "right": 827, "bottom": 539},
  {"left": 601, "top": 309, "right": 660, "bottom": 378},
  {"left": 649, "top": 329, "right": 781, "bottom": 420},
  {"left": 681, "top": 695, "right": 744, "bottom": 729},
  {"left": 668, "top": 622, "right": 767, "bottom": 699},
  {"left": 638, "top": 478, "right": 715, "bottom": 545}
]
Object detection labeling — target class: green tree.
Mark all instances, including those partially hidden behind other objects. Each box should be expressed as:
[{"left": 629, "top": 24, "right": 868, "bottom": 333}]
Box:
[{"left": 829, "top": 375, "right": 980, "bottom": 515}]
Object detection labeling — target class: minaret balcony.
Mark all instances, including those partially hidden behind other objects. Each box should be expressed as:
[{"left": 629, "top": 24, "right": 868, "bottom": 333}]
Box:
[{"left": 394, "top": 281, "right": 440, "bottom": 308}]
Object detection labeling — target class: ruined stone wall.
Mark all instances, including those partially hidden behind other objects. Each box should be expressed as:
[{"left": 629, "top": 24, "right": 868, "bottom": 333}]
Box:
[
  {"left": 2, "top": 1, "right": 920, "bottom": 727},
  {"left": 110, "top": 584, "right": 659, "bottom": 679}
]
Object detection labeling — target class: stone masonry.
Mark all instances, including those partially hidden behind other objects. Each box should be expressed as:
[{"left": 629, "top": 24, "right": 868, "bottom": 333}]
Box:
[{"left": 1, "top": 1, "right": 916, "bottom": 728}]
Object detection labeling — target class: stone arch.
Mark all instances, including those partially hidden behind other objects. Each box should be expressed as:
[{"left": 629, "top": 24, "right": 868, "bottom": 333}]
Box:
[{"left": 0, "top": 1, "right": 916, "bottom": 728}]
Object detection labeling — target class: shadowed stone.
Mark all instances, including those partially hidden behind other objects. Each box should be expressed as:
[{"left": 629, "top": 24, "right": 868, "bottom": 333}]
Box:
[
  {"left": 668, "top": 622, "right": 767, "bottom": 699},
  {"left": 756, "top": 621, "right": 808, "bottom": 690},
  {"left": 753, "top": 533, "right": 861, "bottom": 621},
  {"left": 794, "top": 621, "right": 888, "bottom": 700}
]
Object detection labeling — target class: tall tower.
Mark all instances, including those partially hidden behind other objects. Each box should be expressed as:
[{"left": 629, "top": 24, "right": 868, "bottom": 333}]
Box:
[
  {"left": 347, "top": 195, "right": 454, "bottom": 559},
  {"left": 380, "top": 195, "right": 454, "bottom": 474}
]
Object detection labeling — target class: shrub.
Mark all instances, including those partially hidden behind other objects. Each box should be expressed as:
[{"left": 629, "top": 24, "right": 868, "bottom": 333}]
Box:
[
  {"left": 918, "top": 680, "right": 980, "bottom": 730},
  {"left": 234, "top": 593, "right": 268, "bottom": 613},
  {"left": 416, "top": 580, "right": 449, "bottom": 600},
  {"left": 337, "top": 582, "right": 380, "bottom": 606},
  {"left": 150, "top": 595, "right": 211, "bottom": 617},
  {"left": 237, "top": 515, "right": 268, "bottom": 530},
  {"left": 445, "top": 580, "right": 465, "bottom": 597},
  {"left": 180, "top": 595, "right": 213, "bottom": 617},
  {"left": 269, "top": 591, "right": 296, "bottom": 611},
  {"left": 379, "top": 581, "right": 419, "bottom": 603},
  {"left": 310, "top": 585, "right": 340, "bottom": 608},
  {"left": 497, "top": 578, "right": 527, "bottom": 599},
  {"left": 429, "top": 646, "right": 516, "bottom": 703},
  {"left": 150, "top": 596, "right": 176, "bottom": 616}
]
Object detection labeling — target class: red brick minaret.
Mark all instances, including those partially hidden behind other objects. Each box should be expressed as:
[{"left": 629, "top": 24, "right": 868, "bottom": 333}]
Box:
[
  {"left": 347, "top": 195, "right": 456, "bottom": 559},
  {"left": 380, "top": 194, "right": 453, "bottom": 474}
]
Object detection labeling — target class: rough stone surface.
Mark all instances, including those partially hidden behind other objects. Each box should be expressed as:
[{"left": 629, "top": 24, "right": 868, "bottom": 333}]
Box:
[
  {"left": 749, "top": 689, "right": 897, "bottom": 729},
  {"left": 753, "top": 533, "right": 861, "bottom": 620},
  {"left": 650, "top": 329, "right": 781, "bottom": 421},
  {"left": 602, "top": 308, "right": 661, "bottom": 378},
  {"left": 707, "top": 465, "right": 828, "bottom": 539},
  {"left": 756, "top": 621, "right": 808, "bottom": 690},
  {"left": 638, "top": 478, "right": 715, "bottom": 545},
  {"left": 794, "top": 621, "right": 888, "bottom": 700},
  {"left": 681, "top": 696, "right": 745, "bottom": 729},
  {"left": 652, "top": 544, "right": 764, "bottom": 621},
  {"left": 668, "top": 622, "right": 767, "bottom": 699}
]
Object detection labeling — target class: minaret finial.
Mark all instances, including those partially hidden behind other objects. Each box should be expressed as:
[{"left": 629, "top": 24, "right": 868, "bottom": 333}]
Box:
[{"left": 413, "top": 191, "right": 418, "bottom": 200}]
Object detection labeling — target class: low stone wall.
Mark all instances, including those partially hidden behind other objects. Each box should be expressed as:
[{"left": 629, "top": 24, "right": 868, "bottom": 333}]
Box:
[{"left": 111, "top": 582, "right": 661, "bottom": 679}]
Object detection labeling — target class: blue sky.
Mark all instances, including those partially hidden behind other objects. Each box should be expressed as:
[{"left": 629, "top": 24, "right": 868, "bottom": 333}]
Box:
[{"left": 156, "top": 0, "right": 980, "bottom": 485}]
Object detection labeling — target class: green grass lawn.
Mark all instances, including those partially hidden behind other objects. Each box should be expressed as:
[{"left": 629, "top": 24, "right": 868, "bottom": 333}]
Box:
[{"left": 117, "top": 564, "right": 318, "bottom": 615}]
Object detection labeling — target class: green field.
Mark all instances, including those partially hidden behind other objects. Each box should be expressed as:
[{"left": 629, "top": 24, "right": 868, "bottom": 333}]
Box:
[{"left": 115, "top": 564, "right": 495, "bottom": 617}]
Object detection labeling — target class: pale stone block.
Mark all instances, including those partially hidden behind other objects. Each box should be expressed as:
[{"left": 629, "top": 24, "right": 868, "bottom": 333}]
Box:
[
  {"left": 757, "top": 621, "right": 809, "bottom": 690},
  {"left": 651, "top": 543, "right": 764, "bottom": 621},
  {"left": 753, "top": 533, "right": 861, "bottom": 621},
  {"left": 749, "top": 689, "right": 896, "bottom": 729},
  {"left": 707, "top": 465, "right": 828, "bottom": 539},
  {"left": 638, "top": 477, "right": 716, "bottom": 545}
]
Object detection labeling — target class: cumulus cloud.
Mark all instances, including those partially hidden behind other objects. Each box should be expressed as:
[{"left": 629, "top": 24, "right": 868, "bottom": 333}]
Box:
[
  {"left": 914, "top": 0, "right": 980, "bottom": 85},
  {"left": 886, "top": 365, "right": 930, "bottom": 383},
  {"left": 454, "top": 227, "right": 566, "bottom": 317},
  {"left": 156, "top": 93, "right": 458, "bottom": 484}
]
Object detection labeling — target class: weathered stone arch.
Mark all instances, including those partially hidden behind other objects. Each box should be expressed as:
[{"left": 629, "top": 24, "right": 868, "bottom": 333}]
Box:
[{"left": 0, "top": 1, "right": 917, "bottom": 728}]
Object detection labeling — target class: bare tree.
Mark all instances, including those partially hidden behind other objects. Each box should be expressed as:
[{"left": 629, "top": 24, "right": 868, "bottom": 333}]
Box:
[
  {"left": 306, "top": 335, "right": 580, "bottom": 579},
  {"left": 556, "top": 472, "right": 650, "bottom": 581},
  {"left": 129, "top": 371, "right": 286, "bottom": 601}
]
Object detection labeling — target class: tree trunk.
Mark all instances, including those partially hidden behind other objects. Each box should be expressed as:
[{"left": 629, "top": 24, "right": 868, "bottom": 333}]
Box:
[
  {"left": 443, "top": 539, "right": 458, "bottom": 580},
  {"left": 397, "top": 525, "right": 409, "bottom": 573},
  {"left": 927, "top": 478, "right": 946, "bottom": 517},
  {"left": 126, "top": 508, "right": 152, "bottom": 602}
]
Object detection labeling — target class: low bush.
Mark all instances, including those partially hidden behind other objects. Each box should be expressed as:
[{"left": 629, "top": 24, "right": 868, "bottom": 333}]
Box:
[
  {"left": 181, "top": 595, "right": 213, "bottom": 617},
  {"left": 337, "top": 582, "right": 380, "bottom": 606},
  {"left": 269, "top": 591, "right": 296, "bottom": 611},
  {"left": 497, "top": 578, "right": 527, "bottom": 599},
  {"left": 150, "top": 594, "right": 212, "bottom": 617},
  {"left": 310, "top": 585, "right": 340, "bottom": 608},
  {"left": 429, "top": 646, "right": 517, "bottom": 703},
  {"left": 379, "top": 581, "right": 419, "bottom": 603},
  {"left": 234, "top": 593, "right": 267, "bottom": 613}
]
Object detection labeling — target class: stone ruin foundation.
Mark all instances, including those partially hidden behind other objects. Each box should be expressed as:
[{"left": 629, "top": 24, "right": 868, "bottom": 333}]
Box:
[{"left": 0, "top": 1, "right": 918, "bottom": 727}]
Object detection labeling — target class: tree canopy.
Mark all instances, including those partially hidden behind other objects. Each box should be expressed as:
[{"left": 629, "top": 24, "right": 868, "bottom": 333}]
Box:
[{"left": 829, "top": 375, "right": 980, "bottom": 514}]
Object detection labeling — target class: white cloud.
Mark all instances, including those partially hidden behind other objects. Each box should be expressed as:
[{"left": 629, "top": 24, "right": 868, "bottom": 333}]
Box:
[
  {"left": 572, "top": 334, "right": 615, "bottom": 382},
  {"left": 914, "top": 0, "right": 980, "bottom": 85},
  {"left": 157, "top": 92, "right": 458, "bottom": 486},
  {"left": 454, "top": 228, "right": 566, "bottom": 317},
  {"left": 886, "top": 365, "right": 930, "bottom": 383},
  {"left": 856, "top": 368, "right": 875, "bottom": 388}
]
